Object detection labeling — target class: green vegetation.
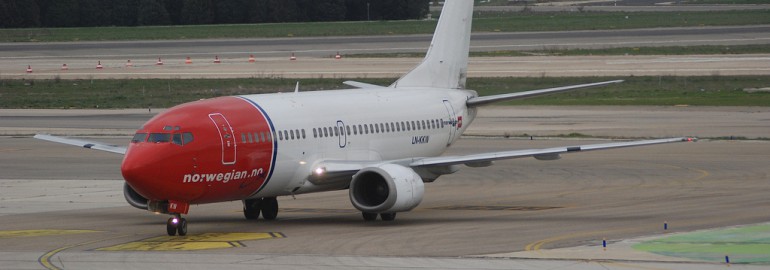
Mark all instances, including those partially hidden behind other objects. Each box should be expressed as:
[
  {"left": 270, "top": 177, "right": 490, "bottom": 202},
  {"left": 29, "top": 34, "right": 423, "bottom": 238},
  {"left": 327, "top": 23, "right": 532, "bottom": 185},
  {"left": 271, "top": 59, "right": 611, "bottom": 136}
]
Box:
[
  {"left": 634, "top": 224, "right": 770, "bottom": 264},
  {"left": 471, "top": 10, "right": 770, "bottom": 31},
  {"left": 2, "top": 10, "right": 769, "bottom": 42},
  {"left": 347, "top": 44, "right": 770, "bottom": 58},
  {"left": 2, "top": 76, "right": 768, "bottom": 109},
  {"left": 480, "top": 76, "right": 770, "bottom": 106},
  {"left": 506, "top": 44, "right": 770, "bottom": 56},
  {"left": 0, "top": 77, "right": 375, "bottom": 109}
]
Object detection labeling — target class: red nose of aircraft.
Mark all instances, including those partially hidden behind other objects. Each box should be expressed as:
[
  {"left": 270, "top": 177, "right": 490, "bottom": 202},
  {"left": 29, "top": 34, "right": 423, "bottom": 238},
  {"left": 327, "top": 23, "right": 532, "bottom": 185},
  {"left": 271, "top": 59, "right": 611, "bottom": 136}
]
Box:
[
  {"left": 121, "top": 108, "right": 203, "bottom": 203},
  {"left": 120, "top": 96, "right": 276, "bottom": 204}
]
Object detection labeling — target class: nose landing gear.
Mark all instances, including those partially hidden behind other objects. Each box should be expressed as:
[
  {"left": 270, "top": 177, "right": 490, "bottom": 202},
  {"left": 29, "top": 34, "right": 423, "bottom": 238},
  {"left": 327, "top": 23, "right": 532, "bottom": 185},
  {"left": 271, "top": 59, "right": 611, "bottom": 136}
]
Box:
[{"left": 166, "top": 214, "right": 188, "bottom": 236}]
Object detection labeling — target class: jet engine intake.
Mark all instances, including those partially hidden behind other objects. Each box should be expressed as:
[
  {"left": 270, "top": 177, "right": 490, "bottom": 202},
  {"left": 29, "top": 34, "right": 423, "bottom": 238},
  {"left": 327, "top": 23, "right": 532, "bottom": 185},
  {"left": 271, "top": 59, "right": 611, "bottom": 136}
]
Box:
[
  {"left": 349, "top": 164, "right": 424, "bottom": 213},
  {"left": 123, "top": 183, "right": 149, "bottom": 210}
]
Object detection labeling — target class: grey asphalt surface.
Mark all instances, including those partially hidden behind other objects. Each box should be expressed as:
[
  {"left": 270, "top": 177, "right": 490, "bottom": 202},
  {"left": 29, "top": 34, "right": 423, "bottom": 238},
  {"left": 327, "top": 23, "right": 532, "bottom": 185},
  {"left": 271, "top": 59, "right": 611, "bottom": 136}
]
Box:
[
  {"left": 1, "top": 4, "right": 769, "bottom": 267},
  {"left": 0, "top": 106, "right": 768, "bottom": 269},
  {"left": 2, "top": 25, "right": 768, "bottom": 59},
  {"left": 3, "top": 24, "right": 768, "bottom": 79}
]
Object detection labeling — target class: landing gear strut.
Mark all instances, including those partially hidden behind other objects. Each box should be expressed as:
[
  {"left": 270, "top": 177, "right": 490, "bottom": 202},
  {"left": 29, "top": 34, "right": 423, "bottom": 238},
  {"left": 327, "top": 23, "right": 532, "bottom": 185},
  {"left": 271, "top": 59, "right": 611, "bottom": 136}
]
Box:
[
  {"left": 166, "top": 214, "right": 187, "bottom": 236},
  {"left": 243, "top": 197, "right": 279, "bottom": 220}
]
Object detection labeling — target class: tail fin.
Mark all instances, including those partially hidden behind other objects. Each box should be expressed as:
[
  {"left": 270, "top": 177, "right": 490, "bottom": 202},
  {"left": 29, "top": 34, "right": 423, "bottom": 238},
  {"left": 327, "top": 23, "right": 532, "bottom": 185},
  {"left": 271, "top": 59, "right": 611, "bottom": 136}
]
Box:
[{"left": 390, "top": 0, "right": 474, "bottom": 90}]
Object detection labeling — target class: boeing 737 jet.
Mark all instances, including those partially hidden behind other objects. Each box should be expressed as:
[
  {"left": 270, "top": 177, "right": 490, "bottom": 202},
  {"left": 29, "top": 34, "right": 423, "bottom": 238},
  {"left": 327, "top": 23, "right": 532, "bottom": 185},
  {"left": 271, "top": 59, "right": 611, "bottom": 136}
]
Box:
[{"left": 36, "top": 0, "right": 692, "bottom": 236}]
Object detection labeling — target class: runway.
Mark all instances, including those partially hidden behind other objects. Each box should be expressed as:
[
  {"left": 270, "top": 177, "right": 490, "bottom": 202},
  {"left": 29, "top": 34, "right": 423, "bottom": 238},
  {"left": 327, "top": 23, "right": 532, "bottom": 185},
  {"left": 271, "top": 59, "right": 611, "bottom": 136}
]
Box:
[
  {"left": 4, "top": 54, "right": 770, "bottom": 79},
  {"left": 1, "top": 106, "right": 768, "bottom": 269},
  {"left": 3, "top": 25, "right": 768, "bottom": 58},
  {"left": 1, "top": 25, "right": 769, "bottom": 79}
]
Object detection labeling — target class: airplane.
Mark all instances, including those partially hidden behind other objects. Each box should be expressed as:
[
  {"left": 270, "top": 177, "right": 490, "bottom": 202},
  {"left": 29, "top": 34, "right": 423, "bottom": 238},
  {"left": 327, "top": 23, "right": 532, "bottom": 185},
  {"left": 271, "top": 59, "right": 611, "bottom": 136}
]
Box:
[{"left": 35, "top": 0, "right": 693, "bottom": 236}]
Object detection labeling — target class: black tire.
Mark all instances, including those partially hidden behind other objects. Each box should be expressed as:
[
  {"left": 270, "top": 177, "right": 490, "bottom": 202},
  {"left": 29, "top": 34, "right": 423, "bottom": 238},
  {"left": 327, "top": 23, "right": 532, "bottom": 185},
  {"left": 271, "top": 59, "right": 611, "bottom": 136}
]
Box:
[
  {"left": 380, "top": 213, "right": 396, "bottom": 221},
  {"left": 362, "top": 212, "right": 378, "bottom": 221},
  {"left": 261, "top": 197, "right": 278, "bottom": 220},
  {"left": 166, "top": 218, "right": 177, "bottom": 236},
  {"left": 177, "top": 218, "right": 188, "bottom": 236},
  {"left": 243, "top": 199, "right": 261, "bottom": 220}
]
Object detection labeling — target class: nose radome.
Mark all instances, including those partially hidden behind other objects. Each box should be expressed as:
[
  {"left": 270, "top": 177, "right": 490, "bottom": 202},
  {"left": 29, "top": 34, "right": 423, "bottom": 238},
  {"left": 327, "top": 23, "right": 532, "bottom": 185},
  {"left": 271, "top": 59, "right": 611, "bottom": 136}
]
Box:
[
  {"left": 121, "top": 146, "right": 160, "bottom": 200},
  {"left": 121, "top": 148, "right": 145, "bottom": 189}
]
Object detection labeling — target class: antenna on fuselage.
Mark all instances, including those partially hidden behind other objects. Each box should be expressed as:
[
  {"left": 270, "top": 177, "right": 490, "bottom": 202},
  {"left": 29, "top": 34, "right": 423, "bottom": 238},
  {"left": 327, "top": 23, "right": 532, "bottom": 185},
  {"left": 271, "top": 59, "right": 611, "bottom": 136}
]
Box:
[{"left": 294, "top": 81, "right": 300, "bottom": 93}]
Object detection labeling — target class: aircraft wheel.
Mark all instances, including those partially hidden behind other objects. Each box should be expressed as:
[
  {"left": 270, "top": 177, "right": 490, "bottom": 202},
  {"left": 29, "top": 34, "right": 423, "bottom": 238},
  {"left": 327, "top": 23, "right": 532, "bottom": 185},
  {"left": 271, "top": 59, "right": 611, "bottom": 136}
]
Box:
[
  {"left": 362, "top": 212, "right": 378, "bottom": 221},
  {"left": 380, "top": 213, "right": 396, "bottom": 221},
  {"left": 243, "top": 199, "right": 261, "bottom": 220},
  {"left": 166, "top": 217, "right": 177, "bottom": 236},
  {"left": 177, "top": 218, "right": 188, "bottom": 236},
  {"left": 261, "top": 197, "right": 278, "bottom": 220}
]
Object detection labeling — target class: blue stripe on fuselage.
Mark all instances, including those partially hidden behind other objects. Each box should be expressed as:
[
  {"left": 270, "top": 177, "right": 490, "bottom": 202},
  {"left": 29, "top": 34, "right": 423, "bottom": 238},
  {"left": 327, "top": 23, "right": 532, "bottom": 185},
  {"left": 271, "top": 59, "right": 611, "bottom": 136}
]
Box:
[{"left": 236, "top": 96, "right": 278, "bottom": 197}]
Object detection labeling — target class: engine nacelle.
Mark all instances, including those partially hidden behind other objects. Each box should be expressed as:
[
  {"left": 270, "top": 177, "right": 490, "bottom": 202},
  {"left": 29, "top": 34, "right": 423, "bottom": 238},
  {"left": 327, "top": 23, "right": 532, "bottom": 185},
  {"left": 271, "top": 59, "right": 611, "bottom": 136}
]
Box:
[
  {"left": 123, "top": 183, "right": 149, "bottom": 210},
  {"left": 349, "top": 164, "right": 425, "bottom": 213}
]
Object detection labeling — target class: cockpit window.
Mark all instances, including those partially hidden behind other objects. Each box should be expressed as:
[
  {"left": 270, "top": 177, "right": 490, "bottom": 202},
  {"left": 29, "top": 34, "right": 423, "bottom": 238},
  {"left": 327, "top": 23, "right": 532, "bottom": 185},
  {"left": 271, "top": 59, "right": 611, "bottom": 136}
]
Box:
[
  {"left": 148, "top": 133, "right": 171, "bottom": 143},
  {"left": 172, "top": 133, "right": 183, "bottom": 145},
  {"left": 183, "top": 132, "right": 194, "bottom": 145},
  {"left": 131, "top": 133, "right": 147, "bottom": 143},
  {"left": 170, "top": 132, "right": 194, "bottom": 146}
]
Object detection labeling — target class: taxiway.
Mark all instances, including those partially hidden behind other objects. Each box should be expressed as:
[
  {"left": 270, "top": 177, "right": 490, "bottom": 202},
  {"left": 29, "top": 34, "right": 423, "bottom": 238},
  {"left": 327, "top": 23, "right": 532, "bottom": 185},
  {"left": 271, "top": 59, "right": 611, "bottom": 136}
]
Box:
[{"left": 0, "top": 106, "right": 768, "bottom": 269}]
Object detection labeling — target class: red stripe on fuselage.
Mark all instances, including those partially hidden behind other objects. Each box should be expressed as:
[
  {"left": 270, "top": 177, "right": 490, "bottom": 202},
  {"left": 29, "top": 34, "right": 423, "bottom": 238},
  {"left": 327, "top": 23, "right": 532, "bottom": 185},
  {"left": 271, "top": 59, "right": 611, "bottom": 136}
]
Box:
[{"left": 121, "top": 96, "right": 275, "bottom": 204}]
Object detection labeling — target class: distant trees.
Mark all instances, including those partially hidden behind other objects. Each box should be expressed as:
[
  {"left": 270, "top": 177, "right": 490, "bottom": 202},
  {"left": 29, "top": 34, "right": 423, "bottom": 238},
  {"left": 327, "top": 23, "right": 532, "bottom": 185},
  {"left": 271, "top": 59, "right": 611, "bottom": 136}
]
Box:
[
  {"left": 345, "top": 0, "right": 430, "bottom": 21},
  {"left": 137, "top": 0, "right": 171, "bottom": 26},
  {"left": 0, "top": 0, "right": 431, "bottom": 28},
  {"left": 180, "top": 0, "right": 215, "bottom": 25},
  {"left": 0, "top": 0, "right": 41, "bottom": 27}
]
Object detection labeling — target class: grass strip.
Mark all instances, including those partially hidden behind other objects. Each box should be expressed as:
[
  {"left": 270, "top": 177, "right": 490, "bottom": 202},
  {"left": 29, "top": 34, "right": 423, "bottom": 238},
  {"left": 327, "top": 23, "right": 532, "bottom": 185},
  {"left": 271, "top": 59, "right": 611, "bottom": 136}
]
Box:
[
  {"left": 346, "top": 44, "right": 770, "bottom": 58},
  {"left": 1, "top": 76, "right": 768, "bottom": 109}
]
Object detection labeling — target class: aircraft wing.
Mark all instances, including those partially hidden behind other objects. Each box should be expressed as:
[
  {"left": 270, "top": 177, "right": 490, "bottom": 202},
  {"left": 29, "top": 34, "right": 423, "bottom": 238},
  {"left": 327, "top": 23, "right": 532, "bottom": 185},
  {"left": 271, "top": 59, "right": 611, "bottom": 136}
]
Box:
[
  {"left": 34, "top": 134, "right": 127, "bottom": 155},
  {"left": 410, "top": 137, "right": 693, "bottom": 167},
  {"left": 310, "top": 137, "right": 694, "bottom": 184}
]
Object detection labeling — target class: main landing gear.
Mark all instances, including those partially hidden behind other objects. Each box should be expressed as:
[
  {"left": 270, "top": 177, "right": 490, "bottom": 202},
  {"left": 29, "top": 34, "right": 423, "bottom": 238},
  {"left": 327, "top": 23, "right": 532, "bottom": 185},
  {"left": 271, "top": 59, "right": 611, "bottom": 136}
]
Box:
[
  {"left": 166, "top": 214, "right": 187, "bottom": 236},
  {"left": 243, "top": 197, "right": 278, "bottom": 220},
  {"left": 362, "top": 212, "right": 396, "bottom": 221}
]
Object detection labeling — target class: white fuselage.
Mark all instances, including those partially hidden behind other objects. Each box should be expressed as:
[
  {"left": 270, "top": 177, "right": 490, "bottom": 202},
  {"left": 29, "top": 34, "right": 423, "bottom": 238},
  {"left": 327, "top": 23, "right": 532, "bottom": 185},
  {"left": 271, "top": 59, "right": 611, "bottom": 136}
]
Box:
[{"left": 248, "top": 87, "right": 478, "bottom": 197}]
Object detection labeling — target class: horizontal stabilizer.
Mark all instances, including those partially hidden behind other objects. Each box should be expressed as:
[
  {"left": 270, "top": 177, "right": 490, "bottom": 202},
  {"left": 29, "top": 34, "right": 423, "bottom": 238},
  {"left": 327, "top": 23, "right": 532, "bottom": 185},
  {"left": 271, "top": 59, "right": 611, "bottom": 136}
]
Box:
[
  {"left": 467, "top": 80, "right": 624, "bottom": 107},
  {"left": 343, "top": 81, "right": 388, "bottom": 89}
]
